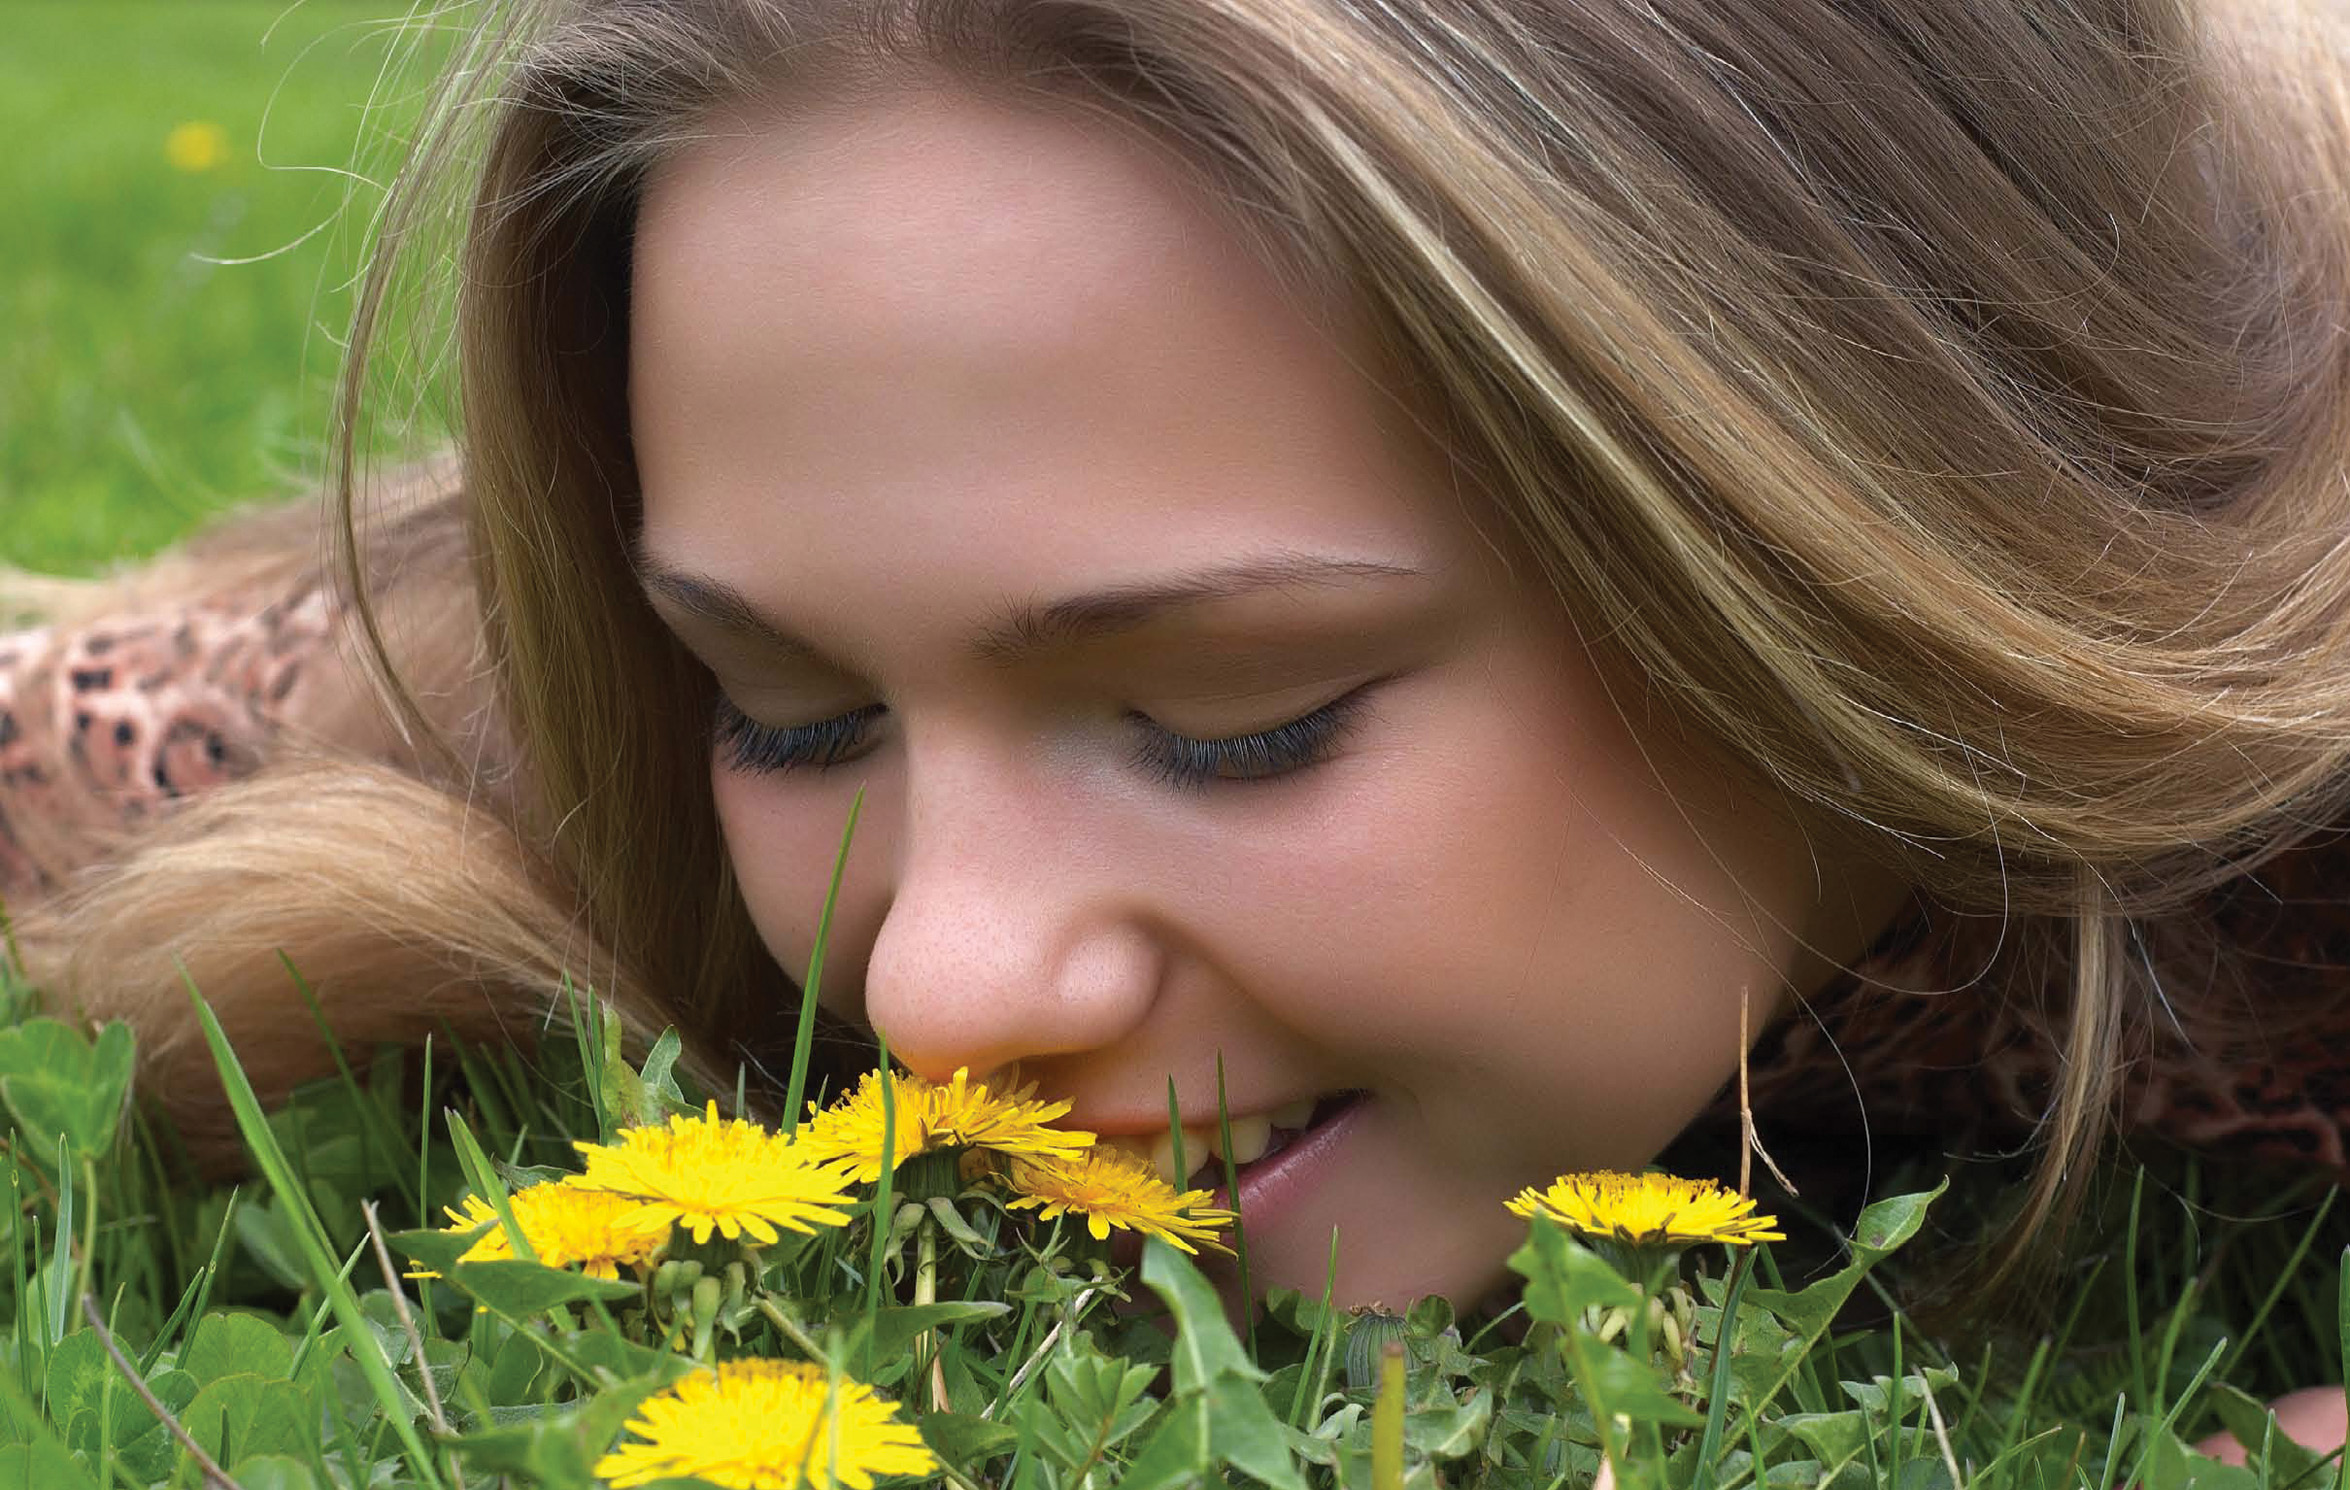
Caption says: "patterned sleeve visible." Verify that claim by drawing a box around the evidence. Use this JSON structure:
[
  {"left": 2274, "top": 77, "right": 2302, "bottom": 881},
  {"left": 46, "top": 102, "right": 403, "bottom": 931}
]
[
  {"left": 1716, "top": 836, "right": 2350, "bottom": 1186},
  {"left": 0, "top": 577, "right": 338, "bottom": 906}
]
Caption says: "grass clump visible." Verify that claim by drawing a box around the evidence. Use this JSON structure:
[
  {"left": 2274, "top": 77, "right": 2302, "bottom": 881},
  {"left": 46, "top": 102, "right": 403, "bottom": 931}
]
[{"left": 0, "top": 909, "right": 2342, "bottom": 1487}]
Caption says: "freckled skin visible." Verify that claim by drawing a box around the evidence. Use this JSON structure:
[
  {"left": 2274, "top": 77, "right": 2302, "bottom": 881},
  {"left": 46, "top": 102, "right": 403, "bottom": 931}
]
[{"left": 627, "top": 77, "right": 1915, "bottom": 1310}]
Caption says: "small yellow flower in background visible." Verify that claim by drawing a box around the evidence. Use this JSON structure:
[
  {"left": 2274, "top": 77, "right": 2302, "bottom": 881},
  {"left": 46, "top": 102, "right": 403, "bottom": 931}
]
[
  {"left": 1001, "top": 1147, "right": 1236, "bottom": 1255},
  {"left": 595, "top": 1357, "right": 938, "bottom": 1490},
  {"left": 573, "top": 1100, "right": 858, "bottom": 1245},
  {"left": 164, "top": 121, "right": 230, "bottom": 173},
  {"left": 1506, "top": 1170, "right": 1785, "bottom": 1247},
  {"left": 429, "top": 1183, "right": 664, "bottom": 1280},
  {"left": 797, "top": 1065, "right": 1095, "bottom": 1182}
]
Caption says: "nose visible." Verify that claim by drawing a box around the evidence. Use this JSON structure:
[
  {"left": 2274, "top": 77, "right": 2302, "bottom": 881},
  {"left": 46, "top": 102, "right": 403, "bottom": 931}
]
[{"left": 858, "top": 753, "right": 1165, "bottom": 1083}]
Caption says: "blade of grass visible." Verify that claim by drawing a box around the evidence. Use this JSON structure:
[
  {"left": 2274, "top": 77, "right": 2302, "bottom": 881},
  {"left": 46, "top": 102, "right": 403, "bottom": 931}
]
[
  {"left": 11, "top": 1160, "right": 31, "bottom": 1399},
  {"left": 445, "top": 1110, "right": 538, "bottom": 1266},
  {"left": 1990, "top": 1334, "right": 2053, "bottom": 1470},
  {"left": 281, "top": 953, "right": 419, "bottom": 1214},
  {"left": 1165, "top": 1080, "right": 1188, "bottom": 1190},
  {"left": 785, "top": 787, "right": 864, "bottom": 1137},
  {"left": 862, "top": 1027, "right": 896, "bottom": 1381},
  {"left": 45, "top": 1135, "right": 72, "bottom": 1347},
  {"left": 2214, "top": 1188, "right": 2338, "bottom": 1391},
  {"left": 2124, "top": 1167, "right": 2152, "bottom": 1422},
  {"left": 562, "top": 976, "right": 612, "bottom": 1145},
  {"left": 2125, "top": 1334, "right": 2229, "bottom": 1490},
  {"left": 1288, "top": 1225, "right": 1342, "bottom": 1430},
  {"left": 138, "top": 1187, "right": 238, "bottom": 1376},
  {"left": 415, "top": 1035, "right": 436, "bottom": 1326},
  {"left": 1692, "top": 1245, "right": 1756, "bottom": 1489},
  {"left": 183, "top": 974, "right": 448, "bottom": 1490},
  {"left": 2336, "top": 1244, "right": 2349, "bottom": 1490},
  {"left": 1211, "top": 1054, "right": 1256, "bottom": 1360}
]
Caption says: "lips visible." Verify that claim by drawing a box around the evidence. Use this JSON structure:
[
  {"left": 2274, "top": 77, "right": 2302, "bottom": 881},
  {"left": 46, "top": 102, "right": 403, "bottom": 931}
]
[
  {"left": 1210, "top": 1091, "right": 1367, "bottom": 1219},
  {"left": 1105, "top": 1091, "right": 1367, "bottom": 1271}
]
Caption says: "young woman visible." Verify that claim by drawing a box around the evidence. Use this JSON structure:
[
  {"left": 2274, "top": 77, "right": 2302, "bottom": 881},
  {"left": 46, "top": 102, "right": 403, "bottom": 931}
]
[{"left": 6, "top": 0, "right": 2350, "bottom": 1388}]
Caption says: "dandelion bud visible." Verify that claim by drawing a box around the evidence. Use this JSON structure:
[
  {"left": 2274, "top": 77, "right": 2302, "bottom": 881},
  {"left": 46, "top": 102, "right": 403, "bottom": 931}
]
[
  {"left": 1654, "top": 1299, "right": 1687, "bottom": 1370},
  {"left": 1594, "top": 1305, "right": 1632, "bottom": 1345},
  {"left": 1344, "top": 1310, "right": 1410, "bottom": 1393}
]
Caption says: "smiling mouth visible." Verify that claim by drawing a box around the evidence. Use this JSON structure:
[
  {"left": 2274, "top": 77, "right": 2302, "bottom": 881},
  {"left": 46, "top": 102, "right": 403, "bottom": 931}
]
[{"left": 1098, "top": 1091, "right": 1367, "bottom": 1189}]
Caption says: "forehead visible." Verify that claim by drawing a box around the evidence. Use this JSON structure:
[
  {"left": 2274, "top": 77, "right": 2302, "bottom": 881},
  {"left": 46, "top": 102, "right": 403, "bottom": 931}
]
[{"left": 626, "top": 79, "right": 1478, "bottom": 642}]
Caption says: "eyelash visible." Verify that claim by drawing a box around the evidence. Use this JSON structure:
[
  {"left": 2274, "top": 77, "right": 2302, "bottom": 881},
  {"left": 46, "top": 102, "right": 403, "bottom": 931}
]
[{"left": 710, "top": 688, "right": 1375, "bottom": 789}]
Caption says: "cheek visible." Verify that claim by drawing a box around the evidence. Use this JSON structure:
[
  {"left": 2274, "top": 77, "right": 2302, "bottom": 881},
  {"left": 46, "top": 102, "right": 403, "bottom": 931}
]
[
  {"left": 1207, "top": 642, "right": 1811, "bottom": 1126},
  {"left": 710, "top": 765, "right": 892, "bottom": 1009}
]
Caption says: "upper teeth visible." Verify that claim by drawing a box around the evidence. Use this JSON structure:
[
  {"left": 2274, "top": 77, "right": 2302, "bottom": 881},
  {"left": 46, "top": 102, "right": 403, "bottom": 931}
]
[
  {"left": 1270, "top": 1098, "right": 1315, "bottom": 1130},
  {"left": 1115, "top": 1116, "right": 1277, "bottom": 1187},
  {"left": 1095, "top": 1100, "right": 1325, "bottom": 1187}
]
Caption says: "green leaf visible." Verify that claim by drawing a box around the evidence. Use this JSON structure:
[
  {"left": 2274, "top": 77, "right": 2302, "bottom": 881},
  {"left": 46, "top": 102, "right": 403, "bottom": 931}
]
[
  {"left": 2137, "top": 1422, "right": 2261, "bottom": 1490},
  {"left": 390, "top": 1223, "right": 490, "bottom": 1280},
  {"left": 486, "top": 1326, "right": 547, "bottom": 1404},
  {"left": 180, "top": 1312, "right": 295, "bottom": 1385},
  {"left": 844, "top": 1301, "right": 1010, "bottom": 1369},
  {"left": 180, "top": 1373, "right": 317, "bottom": 1468},
  {"left": 635, "top": 1029, "right": 689, "bottom": 1124},
  {"left": 1117, "top": 1396, "right": 1210, "bottom": 1490},
  {"left": 580, "top": 1330, "right": 693, "bottom": 1376},
  {"left": 442, "top": 1259, "right": 643, "bottom": 1317},
  {"left": 38, "top": 1329, "right": 108, "bottom": 1428},
  {"left": 1571, "top": 1347, "right": 1705, "bottom": 1430},
  {"left": 1401, "top": 1388, "right": 1493, "bottom": 1459},
  {"left": 596, "top": 1016, "right": 656, "bottom": 1145},
  {"left": 1778, "top": 1411, "right": 1868, "bottom": 1467},
  {"left": 106, "top": 1368, "right": 196, "bottom": 1483},
  {"left": 1204, "top": 1373, "right": 1312, "bottom": 1490},
  {"left": 1139, "top": 1239, "right": 1264, "bottom": 1392},
  {"left": 0, "top": 1439, "right": 97, "bottom": 1490},
  {"left": 232, "top": 1200, "right": 314, "bottom": 1293},
  {"left": 919, "top": 1411, "right": 1021, "bottom": 1467},
  {"left": 453, "top": 1375, "right": 673, "bottom": 1487},
  {"left": 1508, "top": 1216, "right": 1643, "bottom": 1329},
  {"left": 2204, "top": 1381, "right": 2328, "bottom": 1482},
  {"left": 227, "top": 1457, "right": 323, "bottom": 1490},
  {"left": 1727, "top": 1181, "right": 1945, "bottom": 1422},
  {"left": 0, "top": 1019, "right": 134, "bottom": 1167}
]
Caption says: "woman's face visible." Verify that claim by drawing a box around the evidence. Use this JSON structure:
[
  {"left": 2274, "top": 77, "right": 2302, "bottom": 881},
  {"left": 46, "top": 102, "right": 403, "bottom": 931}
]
[{"left": 628, "top": 79, "right": 1911, "bottom": 1310}]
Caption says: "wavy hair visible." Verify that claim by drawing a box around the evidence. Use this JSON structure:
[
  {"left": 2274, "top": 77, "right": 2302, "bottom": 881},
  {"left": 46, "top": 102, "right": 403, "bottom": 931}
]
[{"left": 21, "top": 0, "right": 2350, "bottom": 1299}]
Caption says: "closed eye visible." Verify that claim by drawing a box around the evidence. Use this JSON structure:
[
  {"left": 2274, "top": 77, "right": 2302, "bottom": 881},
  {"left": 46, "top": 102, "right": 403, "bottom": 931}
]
[{"left": 710, "top": 684, "right": 1378, "bottom": 787}]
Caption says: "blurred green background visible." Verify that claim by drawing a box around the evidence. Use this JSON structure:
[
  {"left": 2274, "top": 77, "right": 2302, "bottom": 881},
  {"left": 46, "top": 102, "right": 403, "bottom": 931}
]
[{"left": 2, "top": 1, "right": 452, "bottom": 575}]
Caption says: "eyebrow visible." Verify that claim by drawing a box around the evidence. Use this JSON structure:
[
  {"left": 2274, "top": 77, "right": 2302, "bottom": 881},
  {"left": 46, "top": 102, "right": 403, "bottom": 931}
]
[{"left": 629, "top": 547, "right": 1427, "bottom": 667}]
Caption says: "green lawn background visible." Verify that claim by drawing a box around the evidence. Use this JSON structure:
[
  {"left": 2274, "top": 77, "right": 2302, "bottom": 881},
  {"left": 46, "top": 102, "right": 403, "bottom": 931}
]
[{"left": 3, "top": 1, "right": 451, "bottom": 575}]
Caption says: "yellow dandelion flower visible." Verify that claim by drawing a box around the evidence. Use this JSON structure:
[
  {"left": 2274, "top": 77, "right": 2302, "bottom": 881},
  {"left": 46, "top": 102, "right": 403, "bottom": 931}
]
[
  {"left": 794, "top": 1069, "right": 941, "bottom": 1182},
  {"left": 797, "top": 1066, "right": 1094, "bottom": 1181},
  {"left": 595, "top": 1357, "right": 937, "bottom": 1490},
  {"left": 432, "top": 1181, "right": 666, "bottom": 1280},
  {"left": 1506, "top": 1170, "right": 1785, "bottom": 1246},
  {"left": 1001, "top": 1147, "right": 1235, "bottom": 1255},
  {"left": 925, "top": 1065, "right": 1096, "bottom": 1161},
  {"left": 573, "top": 1100, "right": 858, "bottom": 1245},
  {"left": 164, "top": 121, "right": 229, "bottom": 173}
]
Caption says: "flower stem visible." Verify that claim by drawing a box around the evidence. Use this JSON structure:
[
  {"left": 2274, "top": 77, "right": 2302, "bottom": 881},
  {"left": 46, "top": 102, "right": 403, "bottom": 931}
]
[{"left": 913, "top": 1220, "right": 951, "bottom": 1412}]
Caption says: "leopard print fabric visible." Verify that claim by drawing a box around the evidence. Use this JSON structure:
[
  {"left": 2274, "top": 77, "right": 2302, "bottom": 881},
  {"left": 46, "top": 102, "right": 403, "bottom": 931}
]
[
  {"left": 0, "top": 578, "right": 336, "bottom": 901},
  {"left": 1712, "top": 835, "right": 2350, "bottom": 1182},
  {"left": 5, "top": 582, "right": 2350, "bottom": 1181}
]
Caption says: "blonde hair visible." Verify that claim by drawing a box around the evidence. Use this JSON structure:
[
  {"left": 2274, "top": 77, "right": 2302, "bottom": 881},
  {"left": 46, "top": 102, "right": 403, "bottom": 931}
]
[{"left": 20, "top": 0, "right": 2350, "bottom": 1293}]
